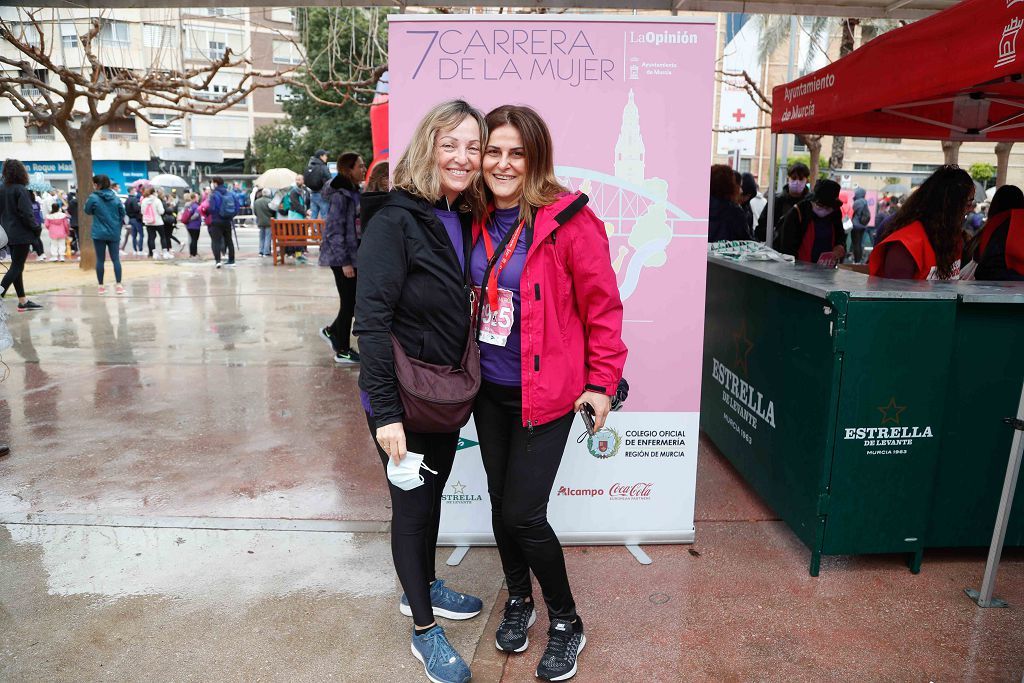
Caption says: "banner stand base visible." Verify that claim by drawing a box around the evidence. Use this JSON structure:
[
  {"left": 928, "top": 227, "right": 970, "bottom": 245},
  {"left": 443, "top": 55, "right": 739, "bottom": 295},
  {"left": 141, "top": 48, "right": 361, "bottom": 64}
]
[
  {"left": 965, "top": 588, "right": 1009, "bottom": 608},
  {"left": 446, "top": 545, "right": 471, "bottom": 567},
  {"left": 625, "top": 544, "right": 652, "bottom": 565}
]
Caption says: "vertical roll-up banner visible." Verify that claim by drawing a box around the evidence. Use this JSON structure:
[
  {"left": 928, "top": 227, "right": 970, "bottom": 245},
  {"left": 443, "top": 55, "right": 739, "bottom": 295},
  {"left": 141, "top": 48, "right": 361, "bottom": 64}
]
[{"left": 389, "top": 16, "right": 715, "bottom": 545}]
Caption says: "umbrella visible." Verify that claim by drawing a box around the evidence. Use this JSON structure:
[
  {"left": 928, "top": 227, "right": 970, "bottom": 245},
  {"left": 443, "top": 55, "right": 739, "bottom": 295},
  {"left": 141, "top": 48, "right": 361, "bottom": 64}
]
[
  {"left": 27, "top": 181, "right": 53, "bottom": 193},
  {"left": 880, "top": 183, "right": 908, "bottom": 195},
  {"left": 255, "top": 167, "right": 299, "bottom": 189},
  {"left": 150, "top": 173, "right": 189, "bottom": 189},
  {"left": 130, "top": 178, "right": 152, "bottom": 189}
]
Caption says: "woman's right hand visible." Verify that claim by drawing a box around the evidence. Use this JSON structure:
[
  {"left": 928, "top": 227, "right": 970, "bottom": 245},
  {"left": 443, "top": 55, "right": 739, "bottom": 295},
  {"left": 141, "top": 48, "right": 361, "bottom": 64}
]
[{"left": 376, "top": 422, "right": 407, "bottom": 466}]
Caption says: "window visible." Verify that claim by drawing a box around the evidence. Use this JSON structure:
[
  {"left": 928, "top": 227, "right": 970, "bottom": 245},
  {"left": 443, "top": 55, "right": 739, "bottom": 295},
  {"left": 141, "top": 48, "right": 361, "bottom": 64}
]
[
  {"left": 792, "top": 139, "right": 808, "bottom": 152},
  {"left": 854, "top": 162, "right": 871, "bottom": 170},
  {"left": 143, "top": 24, "right": 176, "bottom": 49},
  {"left": 13, "top": 23, "right": 41, "bottom": 48},
  {"left": 99, "top": 21, "right": 130, "bottom": 45},
  {"left": 274, "top": 84, "right": 299, "bottom": 103},
  {"left": 0, "top": 118, "right": 12, "bottom": 143},
  {"left": 20, "top": 69, "right": 48, "bottom": 97},
  {"left": 739, "top": 157, "right": 752, "bottom": 173},
  {"left": 852, "top": 137, "right": 902, "bottom": 145},
  {"left": 272, "top": 40, "right": 303, "bottom": 65},
  {"left": 104, "top": 117, "right": 138, "bottom": 140},
  {"left": 199, "top": 83, "right": 229, "bottom": 100},
  {"left": 27, "top": 122, "right": 54, "bottom": 141},
  {"left": 208, "top": 40, "right": 227, "bottom": 60},
  {"left": 270, "top": 8, "right": 296, "bottom": 24},
  {"left": 61, "top": 23, "right": 79, "bottom": 49},
  {"left": 188, "top": 28, "right": 243, "bottom": 61},
  {"left": 204, "top": 8, "right": 226, "bottom": 16},
  {"left": 148, "top": 113, "right": 183, "bottom": 138},
  {"left": 912, "top": 163, "right": 940, "bottom": 172}
]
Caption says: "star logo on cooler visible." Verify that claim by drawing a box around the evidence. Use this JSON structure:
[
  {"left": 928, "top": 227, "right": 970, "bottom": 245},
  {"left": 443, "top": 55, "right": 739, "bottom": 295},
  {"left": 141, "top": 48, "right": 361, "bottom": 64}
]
[
  {"left": 733, "top": 321, "right": 754, "bottom": 377},
  {"left": 608, "top": 483, "right": 653, "bottom": 500},
  {"left": 877, "top": 397, "right": 907, "bottom": 425},
  {"left": 451, "top": 481, "right": 467, "bottom": 495},
  {"left": 587, "top": 427, "right": 622, "bottom": 460},
  {"left": 442, "top": 480, "right": 482, "bottom": 504}
]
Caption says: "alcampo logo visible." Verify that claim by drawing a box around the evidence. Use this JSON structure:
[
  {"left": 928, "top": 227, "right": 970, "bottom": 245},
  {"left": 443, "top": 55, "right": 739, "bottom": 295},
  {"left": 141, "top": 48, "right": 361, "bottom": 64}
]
[
  {"left": 587, "top": 427, "right": 622, "bottom": 459},
  {"left": 442, "top": 480, "right": 483, "bottom": 505},
  {"left": 557, "top": 486, "right": 604, "bottom": 497}
]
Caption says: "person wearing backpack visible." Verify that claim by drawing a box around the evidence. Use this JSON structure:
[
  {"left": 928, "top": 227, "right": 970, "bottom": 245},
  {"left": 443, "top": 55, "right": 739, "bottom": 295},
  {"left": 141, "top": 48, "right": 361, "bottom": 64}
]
[
  {"left": 850, "top": 187, "right": 872, "bottom": 264},
  {"left": 304, "top": 149, "right": 332, "bottom": 220},
  {"left": 124, "top": 188, "right": 144, "bottom": 255},
  {"left": 141, "top": 187, "right": 165, "bottom": 260},
  {"left": 286, "top": 174, "right": 311, "bottom": 263},
  {"left": 207, "top": 176, "right": 238, "bottom": 268}
]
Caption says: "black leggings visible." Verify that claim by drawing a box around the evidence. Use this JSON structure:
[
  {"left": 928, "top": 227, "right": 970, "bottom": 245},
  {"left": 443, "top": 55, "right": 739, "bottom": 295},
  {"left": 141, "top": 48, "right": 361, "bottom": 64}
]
[
  {"left": 474, "top": 381, "right": 577, "bottom": 620},
  {"left": 188, "top": 229, "right": 200, "bottom": 257},
  {"left": 1, "top": 244, "right": 30, "bottom": 298},
  {"left": 210, "top": 222, "right": 234, "bottom": 263},
  {"left": 366, "top": 412, "right": 458, "bottom": 627},
  {"left": 146, "top": 225, "right": 162, "bottom": 255},
  {"left": 330, "top": 267, "right": 357, "bottom": 352}
]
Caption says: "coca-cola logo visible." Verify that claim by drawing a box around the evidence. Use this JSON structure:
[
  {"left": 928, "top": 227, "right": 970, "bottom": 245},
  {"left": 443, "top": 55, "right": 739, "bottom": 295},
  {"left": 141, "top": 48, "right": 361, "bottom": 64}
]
[{"left": 608, "top": 482, "right": 653, "bottom": 500}]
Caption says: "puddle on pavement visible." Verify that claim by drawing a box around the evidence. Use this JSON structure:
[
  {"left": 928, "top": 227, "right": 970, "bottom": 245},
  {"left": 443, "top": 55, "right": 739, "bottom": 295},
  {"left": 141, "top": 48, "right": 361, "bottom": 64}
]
[{"left": 5, "top": 524, "right": 396, "bottom": 601}]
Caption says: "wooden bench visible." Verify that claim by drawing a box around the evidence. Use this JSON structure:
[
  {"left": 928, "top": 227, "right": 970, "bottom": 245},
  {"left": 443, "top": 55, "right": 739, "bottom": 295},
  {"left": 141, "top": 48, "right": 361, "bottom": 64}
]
[{"left": 271, "top": 219, "right": 323, "bottom": 265}]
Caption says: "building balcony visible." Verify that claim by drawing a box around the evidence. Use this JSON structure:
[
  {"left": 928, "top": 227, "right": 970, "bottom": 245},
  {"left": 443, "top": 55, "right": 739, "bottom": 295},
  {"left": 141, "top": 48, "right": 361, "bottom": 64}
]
[
  {"left": 26, "top": 130, "right": 54, "bottom": 141},
  {"left": 102, "top": 131, "right": 139, "bottom": 141}
]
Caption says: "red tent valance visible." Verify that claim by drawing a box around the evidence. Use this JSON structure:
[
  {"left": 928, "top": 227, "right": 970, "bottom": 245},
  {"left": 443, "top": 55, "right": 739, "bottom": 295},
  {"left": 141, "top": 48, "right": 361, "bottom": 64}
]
[{"left": 772, "top": 0, "right": 1024, "bottom": 142}]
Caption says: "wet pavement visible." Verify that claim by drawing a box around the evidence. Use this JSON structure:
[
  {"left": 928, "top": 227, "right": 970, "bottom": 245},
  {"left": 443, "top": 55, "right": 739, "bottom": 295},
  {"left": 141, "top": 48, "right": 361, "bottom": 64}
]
[{"left": 1, "top": 259, "right": 1023, "bottom": 682}]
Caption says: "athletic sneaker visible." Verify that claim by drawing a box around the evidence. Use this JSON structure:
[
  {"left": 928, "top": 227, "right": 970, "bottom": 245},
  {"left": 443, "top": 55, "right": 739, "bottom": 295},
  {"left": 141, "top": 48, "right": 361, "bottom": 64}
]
[
  {"left": 296, "top": 254, "right": 308, "bottom": 264},
  {"left": 536, "top": 617, "right": 586, "bottom": 681},
  {"left": 224, "top": 261, "right": 236, "bottom": 268},
  {"left": 17, "top": 300, "right": 43, "bottom": 312},
  {"left": 97, "top": 285, "right": 106, "bottom": 295},
  {"left": 215, "top": 262, "right": 222, "bottom": 269},
  {"left": 115, "top": 284, "right": 126, "bottom": 295},
  {"left": 495, "top": 596, "right": 537, "bottom": 653},
  {"left": 400, "top": 579, "right": 482, "bottom": 621},
  {"left": 319, "top": 326, "right": 339, "bottom": 352},
  {"left": 334, "top": 349, "right": 361, "bottom": 365},
  {"left": 410, "top": 626, "right": 471, "bottom": 683}
]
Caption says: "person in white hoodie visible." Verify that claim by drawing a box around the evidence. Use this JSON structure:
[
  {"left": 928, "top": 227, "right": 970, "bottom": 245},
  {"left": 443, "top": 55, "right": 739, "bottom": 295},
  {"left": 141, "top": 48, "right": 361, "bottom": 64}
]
[{"left": 140, "top": 187, "right": 165, "bottom": 259}]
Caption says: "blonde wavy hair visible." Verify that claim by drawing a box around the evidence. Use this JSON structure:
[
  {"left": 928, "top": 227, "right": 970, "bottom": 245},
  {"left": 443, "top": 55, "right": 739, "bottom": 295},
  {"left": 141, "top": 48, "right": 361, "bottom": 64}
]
[
  {"left": 483, "top": 105, "right": 568, "bottom": 228},
  {"left": 392, "top": 99, "right": 487, "bottom": 218}
]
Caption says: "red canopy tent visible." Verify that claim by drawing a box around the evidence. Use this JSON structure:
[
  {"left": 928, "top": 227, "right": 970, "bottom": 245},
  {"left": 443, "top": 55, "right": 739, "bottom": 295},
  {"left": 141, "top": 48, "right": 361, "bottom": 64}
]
[
  {"left": 766, "top": 0, "right": 1024, "bottom": 610},
  {"left": 765, "top": 0, "right": 1024, "bottom": 243},
  {"left": 771, "top": 0, "right": 1024, "bottom": 142}
]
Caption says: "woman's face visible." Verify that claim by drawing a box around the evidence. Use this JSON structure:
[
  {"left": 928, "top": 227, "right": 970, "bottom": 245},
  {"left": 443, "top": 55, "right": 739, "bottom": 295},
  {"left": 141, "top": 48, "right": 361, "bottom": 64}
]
[
  {"left": 484, "top": 124, "right": 527, "bottom": 210},
  {"left": 434, "top": 116, "right": 481, "bottom": 201},
  {"left": 349, "top": 157, "right": 367, "bottom": 184}
]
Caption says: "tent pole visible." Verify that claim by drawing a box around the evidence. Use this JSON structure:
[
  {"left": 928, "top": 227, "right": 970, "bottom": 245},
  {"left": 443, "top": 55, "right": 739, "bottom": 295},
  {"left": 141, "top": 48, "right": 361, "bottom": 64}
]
[
  {"left": 765, "top": 133, "right": 779, "bottom": 246},
  {"left": 966, "top": 379, "right": 1024, "bottom": 608}
]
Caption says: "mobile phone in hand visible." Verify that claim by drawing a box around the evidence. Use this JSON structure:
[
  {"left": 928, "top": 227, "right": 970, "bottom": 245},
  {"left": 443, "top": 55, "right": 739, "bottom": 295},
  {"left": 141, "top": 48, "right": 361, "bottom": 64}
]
[{"left": 581, "top": 403, "right": 596, "bottom": 435}]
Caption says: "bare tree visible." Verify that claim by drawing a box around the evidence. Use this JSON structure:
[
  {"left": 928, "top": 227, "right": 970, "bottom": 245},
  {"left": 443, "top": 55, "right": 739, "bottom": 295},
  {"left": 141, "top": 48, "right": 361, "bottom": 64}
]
[{"left": 0, "top": 10, "right": 382, "bottom": 270}]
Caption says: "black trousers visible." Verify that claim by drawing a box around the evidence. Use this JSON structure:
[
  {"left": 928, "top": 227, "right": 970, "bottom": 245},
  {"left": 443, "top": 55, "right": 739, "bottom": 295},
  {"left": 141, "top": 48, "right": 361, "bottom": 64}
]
[
  {"left": 366, "top": 412, "right": 459, "bottom": 627},
  {"left": 851, "top": 227, "right": 866, "bottom": 263},
  {"left": 188, "top": 229, "right": 200, "bottom": 257},
  {"left": 1, "top": 244, "right": 30, "bottom": 298},
  {"left": 210, "top": 222, "right": 234, "bottom": 263},
  {"left": 329, "top": 267, "right": 357, "bottom": 352},
  {"left": 146, "top": 225, "right": 161, "bottom": 255},
  {"left": 474, "top": 381, "right": 577, "bottom": 620}
]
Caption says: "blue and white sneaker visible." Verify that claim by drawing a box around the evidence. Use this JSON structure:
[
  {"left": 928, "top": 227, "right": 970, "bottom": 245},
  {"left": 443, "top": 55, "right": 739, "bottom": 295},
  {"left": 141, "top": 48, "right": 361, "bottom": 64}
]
[
  {"left": 400, "top": 579, "right": 483, "bottom": 621},
  {"left": 410, "top": 625, "right": 472, "bottom": 683}
]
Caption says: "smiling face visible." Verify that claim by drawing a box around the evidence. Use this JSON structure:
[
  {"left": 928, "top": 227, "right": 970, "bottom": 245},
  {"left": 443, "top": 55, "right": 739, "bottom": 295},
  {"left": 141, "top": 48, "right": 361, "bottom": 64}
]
[
  {"left": 483, "top": 124, "right": 527, "bottom": 210},
  {"left": 434, "top": 116, "right": 481, "bottom": 203}
]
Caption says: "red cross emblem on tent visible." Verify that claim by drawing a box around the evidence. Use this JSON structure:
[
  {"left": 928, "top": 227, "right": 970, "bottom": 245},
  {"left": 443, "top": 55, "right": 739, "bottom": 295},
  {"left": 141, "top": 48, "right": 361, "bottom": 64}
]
[{"left": 732, "top": 108, "right": 746, "bottom": 123}]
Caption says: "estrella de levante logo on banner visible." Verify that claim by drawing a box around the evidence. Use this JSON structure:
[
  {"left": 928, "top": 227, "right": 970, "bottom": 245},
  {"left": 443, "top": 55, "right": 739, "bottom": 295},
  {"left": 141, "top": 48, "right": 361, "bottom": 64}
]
[{"left": 587, "top": 427, "right": 622, "bottom": 459}]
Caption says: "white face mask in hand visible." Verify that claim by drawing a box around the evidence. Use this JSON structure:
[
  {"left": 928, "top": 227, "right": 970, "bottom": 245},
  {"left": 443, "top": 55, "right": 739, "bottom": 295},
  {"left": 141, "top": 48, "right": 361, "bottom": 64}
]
[{"left": 386, "top": 451, "right": 438, "bottom": 491}]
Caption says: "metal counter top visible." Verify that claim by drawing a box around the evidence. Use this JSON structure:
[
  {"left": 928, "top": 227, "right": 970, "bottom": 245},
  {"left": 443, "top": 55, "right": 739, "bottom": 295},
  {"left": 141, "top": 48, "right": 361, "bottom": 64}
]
[{"left": 707, "top": 256, "right": 1024, "bottom": 304}]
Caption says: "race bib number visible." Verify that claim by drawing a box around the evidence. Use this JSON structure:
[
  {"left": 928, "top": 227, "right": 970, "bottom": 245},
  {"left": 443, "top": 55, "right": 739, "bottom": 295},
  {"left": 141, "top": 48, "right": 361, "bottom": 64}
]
[
  {"left": 473, "top": 285, "right": 515, "bottom": 347},
  {"left": 926, "top": 258, "right": 961, "bottom": 281}
]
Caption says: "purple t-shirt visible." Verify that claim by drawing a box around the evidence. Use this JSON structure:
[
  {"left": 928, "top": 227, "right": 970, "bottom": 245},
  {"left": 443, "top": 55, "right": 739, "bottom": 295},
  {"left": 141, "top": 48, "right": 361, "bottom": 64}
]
[
  {"left": 434, "top": 207, "right": 465, "bottom": 271},
  {"left": 470, "top": 207, "right": 527, "bottom": 386}
]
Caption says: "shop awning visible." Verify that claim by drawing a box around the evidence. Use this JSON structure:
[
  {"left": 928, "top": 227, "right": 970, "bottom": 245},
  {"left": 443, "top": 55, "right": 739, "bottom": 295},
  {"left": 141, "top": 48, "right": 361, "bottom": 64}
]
[{"left": 771, "top": 0, "right": 1024, "bottom": 141}]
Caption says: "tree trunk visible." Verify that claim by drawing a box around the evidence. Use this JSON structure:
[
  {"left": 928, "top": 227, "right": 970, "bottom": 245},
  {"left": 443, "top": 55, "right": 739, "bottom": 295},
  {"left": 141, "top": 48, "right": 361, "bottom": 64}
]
[
  {"left": 65, "top": 127, "right": 98, "bottom": 271},
  {"left": 996, "top": 141, "right": 1015, "bottom": 186},
  {"left": 828, "top": 20, "right": 859, "bottom": 174},
  {"left": 803, "top": 135, "right": 823, "bottom": 180},
  {"left": 942, "top": 140, "right": 962, "bottom": 165}
]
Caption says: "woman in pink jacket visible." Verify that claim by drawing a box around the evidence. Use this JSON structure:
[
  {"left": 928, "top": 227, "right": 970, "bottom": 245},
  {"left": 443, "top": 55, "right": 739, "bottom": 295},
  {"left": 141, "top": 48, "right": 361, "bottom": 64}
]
[{"left": 470, "top": 105, "right": 626, "bottom": 682}]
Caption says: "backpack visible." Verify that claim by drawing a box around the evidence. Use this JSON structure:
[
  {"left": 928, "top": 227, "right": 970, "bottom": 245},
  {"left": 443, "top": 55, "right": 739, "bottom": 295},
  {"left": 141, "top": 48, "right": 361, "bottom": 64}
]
[
  {"left": 125, "top": 195, "right": 140, "bottom": 217},
  {"left": 218, "top": 190, "right": 238, "bottom": 220},
  {"left": 142, "top": 200, "right": 158, "bottom": 225},
  {"left": 179, "top": 206, "right": 192, "bottom": 225},
  {"left": 280, "top": 192, "right": 292, "bottom": 214},
  {"left": 304, "top": 163, "right": 326, "bottom": 192}
]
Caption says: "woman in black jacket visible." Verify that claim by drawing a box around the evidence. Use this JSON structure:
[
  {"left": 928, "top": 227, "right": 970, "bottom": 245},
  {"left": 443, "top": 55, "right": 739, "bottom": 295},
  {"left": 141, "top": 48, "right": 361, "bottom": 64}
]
[
  {"left": 0, "top": 159, "right": 43, "bottom": 311},
  {"left": 354, "top": 99, "right": 485, "bottom": 683}
]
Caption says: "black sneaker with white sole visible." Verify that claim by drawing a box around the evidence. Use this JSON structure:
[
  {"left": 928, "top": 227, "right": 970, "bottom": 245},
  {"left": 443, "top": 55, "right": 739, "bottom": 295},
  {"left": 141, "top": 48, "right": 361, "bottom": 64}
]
[
  {"left": 319, "top": 326, "right": 339, "bottom": 352},
  {"left": 17, "top": 300, "right": 43, "bottom": 312},
  {"left": 495, "top": 596, "right": 536, "bottom": 653},
  {"left": 536, "top": 617, "right": 586, "bottom": 681},
  {"left": 334, "top": 348, "right": 361, "bottom": 365}
]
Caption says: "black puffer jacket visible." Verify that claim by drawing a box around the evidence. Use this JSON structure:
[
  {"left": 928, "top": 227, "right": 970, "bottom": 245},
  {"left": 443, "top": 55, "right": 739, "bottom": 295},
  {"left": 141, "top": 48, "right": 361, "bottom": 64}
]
[
  {"left": 354, "top": 189, "right": 473, "bottom": 429},
  {"left": 0, "top": 182, "right": 42, "bottom": 245}
]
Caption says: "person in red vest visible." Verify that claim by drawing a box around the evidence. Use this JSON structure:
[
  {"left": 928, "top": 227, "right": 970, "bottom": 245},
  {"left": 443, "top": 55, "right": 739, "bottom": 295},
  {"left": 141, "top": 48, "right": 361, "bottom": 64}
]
[
  {"left": 774, "top": 178, "right": 846, "bottom": 263},
  {"left": 869, "top": 166, "right": 974, "bottom": 280},
  {"left": 972, "top": 184, "right": 1024, "bottom": 281}
]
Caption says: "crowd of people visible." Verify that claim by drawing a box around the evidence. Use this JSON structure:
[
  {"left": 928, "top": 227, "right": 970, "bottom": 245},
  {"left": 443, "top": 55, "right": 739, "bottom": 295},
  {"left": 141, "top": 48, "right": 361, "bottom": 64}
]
[{"left": 709, "top": 160, "right": 1024, "bottom": 281}]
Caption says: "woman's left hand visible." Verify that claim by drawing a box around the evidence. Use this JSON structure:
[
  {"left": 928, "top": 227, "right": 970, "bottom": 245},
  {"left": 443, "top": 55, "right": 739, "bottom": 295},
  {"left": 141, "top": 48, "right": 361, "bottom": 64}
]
[{"left": 574, "top": 391, "right": 611, "bottom": 431}]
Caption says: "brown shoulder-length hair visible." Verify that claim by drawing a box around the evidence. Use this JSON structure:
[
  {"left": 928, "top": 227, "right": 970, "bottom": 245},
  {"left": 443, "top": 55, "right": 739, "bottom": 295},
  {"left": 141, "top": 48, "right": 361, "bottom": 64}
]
[
  {"left": 709, "top": 165, "right": 739, "bottom": 201},
  {"left": 392, "top": 99, "right": 486, "bottom": 219},
  {"left": 2, "top": 158, "right": 29, "bottom": 186},
  {"left": 483, "top": 105, "right": 568, "bottom": 228}
]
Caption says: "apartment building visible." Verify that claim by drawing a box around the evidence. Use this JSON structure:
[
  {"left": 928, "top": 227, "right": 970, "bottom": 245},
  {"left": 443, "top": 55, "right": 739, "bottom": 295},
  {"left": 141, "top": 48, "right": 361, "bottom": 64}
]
[{"left": 0, "top": 7, "right": 300, "bottom": 190}]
